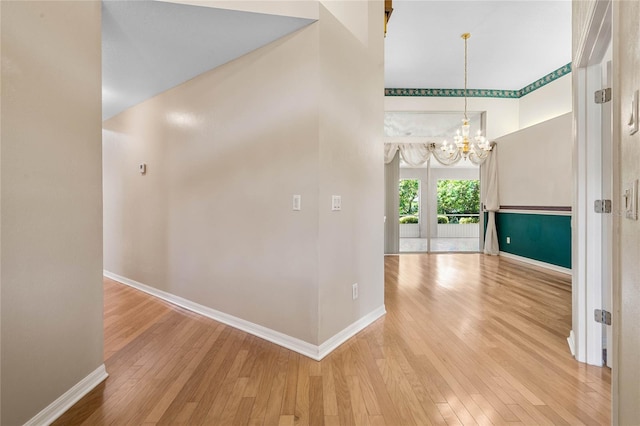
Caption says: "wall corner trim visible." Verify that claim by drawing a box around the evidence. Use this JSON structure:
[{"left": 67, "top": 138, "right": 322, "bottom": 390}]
[
  {"left": 24, "top": 364, "right": 108, "bottom": 426},
  {"left": 498, "top": 251, "right": 572, "bottom": 275},
  {"left": 104, "top": 271, "right": 386, "bottom": 361},
  {"left": 567, "top": 330, "right": 576, "bottom": 357}
]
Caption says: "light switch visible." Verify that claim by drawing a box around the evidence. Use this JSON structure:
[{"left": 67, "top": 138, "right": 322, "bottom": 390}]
[
  {"left": 332, "top": 195, "right": 341, "bottom": 211},
  {"left": 623, "top": 180, "right": 638, "bottom": 220},
  {"left": 293, "top": 194, "right": 301, "bottom": 211},
  {"left": 139, "top": 163, "right": 146, "bottom": 175}
]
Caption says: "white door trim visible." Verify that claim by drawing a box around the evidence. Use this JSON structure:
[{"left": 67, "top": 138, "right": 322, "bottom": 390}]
[{"left": 571, "top": 0, "right": 612, "bottom": 366}]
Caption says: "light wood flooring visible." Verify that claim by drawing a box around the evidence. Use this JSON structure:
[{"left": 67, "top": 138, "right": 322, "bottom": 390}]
[{"left": 54, "top": 254, "right": 610, "bottom": 425}]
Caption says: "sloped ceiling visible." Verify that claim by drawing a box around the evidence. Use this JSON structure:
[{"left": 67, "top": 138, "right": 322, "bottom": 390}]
[{"left": 102, "top": 0, "right": 314, "bottom": 120}]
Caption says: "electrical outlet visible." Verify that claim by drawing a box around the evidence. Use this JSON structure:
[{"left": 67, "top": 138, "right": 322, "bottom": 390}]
[
  {"left": 352, "top": 283, "right": 358, "bottom": 300},
  {"left": 506, "top": 236, "right": 511, "bottom": 244}
]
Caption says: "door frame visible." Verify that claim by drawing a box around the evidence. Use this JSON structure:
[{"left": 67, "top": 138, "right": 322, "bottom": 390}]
[{"left": 571, "top": 0, "right": 614, "bottom": 367}]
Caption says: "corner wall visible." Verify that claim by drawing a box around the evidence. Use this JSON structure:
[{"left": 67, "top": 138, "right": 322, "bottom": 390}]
[
  {"left": 317, "top": 1, "right": 384, "bottom": 343},
  {"left": 1, "top": 2, "right": 104, "bottom": 424},
  {"left": 103, "top": 0, "right": 384, "bottom": 350}
]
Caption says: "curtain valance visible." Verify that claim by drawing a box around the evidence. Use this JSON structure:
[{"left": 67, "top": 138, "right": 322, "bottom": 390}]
[{"left": 383, "top": 142, "right": 489, "bottom": 166}]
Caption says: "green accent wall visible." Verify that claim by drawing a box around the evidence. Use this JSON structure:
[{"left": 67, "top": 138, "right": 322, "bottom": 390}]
[{"left": 495, "top": 212, "right": 571, "bottom": 268}]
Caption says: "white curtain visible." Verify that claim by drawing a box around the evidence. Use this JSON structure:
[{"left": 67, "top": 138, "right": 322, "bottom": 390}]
[
  {"left": 399, "top": 144, "right": 431, "bottom": 167},
  {"left": 384, "top": 151, "right": 400, "bottom": 254},
  {"left": 384, "top": 144, "right": 400, "bottom": 164},
  {"left": 481, "top": 144, "right": 499, "bottom": 255}
]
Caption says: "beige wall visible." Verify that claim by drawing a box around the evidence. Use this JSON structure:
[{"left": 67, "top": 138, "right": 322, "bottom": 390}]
[
  {"left": 1, "top": 2, "right": 104, "bottom": 425},
  {"left": 496, "top": 113, "right": 572, "bottom": 207},
  {"left": 104, "top": 1, "right": 384, "bottom": 346},
  {"left": 614, "top": 1, "right": 640, "bottom": 423},
  {"left": 519, "top": 74, "right": 572, "bottom": 129},
  {"left": 104, "top": 25, "right": 321, "bottom": 344},
  {"left": 317, "top": 1, "right": 384, "bottom": 342}
]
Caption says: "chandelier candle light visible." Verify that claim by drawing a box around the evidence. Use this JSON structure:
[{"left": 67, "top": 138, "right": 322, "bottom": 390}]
[{"left": 441, "top": 33, "right": 492, "bottom": 161}]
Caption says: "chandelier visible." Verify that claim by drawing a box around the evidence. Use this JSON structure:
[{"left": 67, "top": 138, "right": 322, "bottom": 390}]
[{"left": 441, "top": 33, "right": 492, "bottom": 161}]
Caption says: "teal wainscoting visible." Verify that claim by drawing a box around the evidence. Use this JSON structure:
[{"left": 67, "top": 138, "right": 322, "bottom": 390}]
[{"left": 495, "top": 212, "right": 571, "bottom": 268}]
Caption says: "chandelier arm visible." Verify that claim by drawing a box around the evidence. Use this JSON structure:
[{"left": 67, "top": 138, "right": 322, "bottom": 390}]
[{"left": 431, "top": 143, "right": 462, "bottom": 166}]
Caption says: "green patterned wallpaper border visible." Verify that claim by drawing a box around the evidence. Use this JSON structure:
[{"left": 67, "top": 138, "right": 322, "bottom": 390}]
[{"left": 385, "top": 63, "right": 572, "bottom": 99}]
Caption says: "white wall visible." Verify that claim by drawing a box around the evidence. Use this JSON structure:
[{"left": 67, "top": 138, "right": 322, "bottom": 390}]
[
  {"left": 1, "top": 2, "right": 104, "bottom": 424},
  {"left": 519, "top": 74, "right": 572, "bottom": 129},
  {"left": 104, "top": 1, "right": 384, "bottom": 348},
  {"left": 385, "top": 96, "right": 520, "bottom": 141},
  {"left": 496, "top": 113, "right": 572, "bottom": 207}
]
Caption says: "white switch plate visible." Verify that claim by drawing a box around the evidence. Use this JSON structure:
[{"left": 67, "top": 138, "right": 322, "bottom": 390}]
[
  {"left": 506, "top": 236, "right": 511, "bottom": 244},
  {"left": 332, "top": 195, "right": 341, "bottom": 211},
  {"left": 139, "top": 163, "right": 146, "bottom": 175},
  {"left": 293, "top": 194, "right": 301, "bottom": 211},
  {"left": 630, "top": 90, "right": 639, "bottom": 135},
  {"left": 352, "top": 283, "right": 358, "bottom": 300}
]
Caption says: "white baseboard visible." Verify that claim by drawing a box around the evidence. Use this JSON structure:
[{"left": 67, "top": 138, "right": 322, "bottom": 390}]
[
  {"left": 499, "top": 251, "right": 572, "bottom": 275},
  {"left": 318, "top": 305, "right": 386, "bottom": 359},
  {"left": 104, "top": 271, "right": 385, "bottom": 361},
  {"left": 24, "top": 364, "right": 108, "bottom": 426},
  {"left": 567, "top": 330, "right": 576, "bottom": 357}
]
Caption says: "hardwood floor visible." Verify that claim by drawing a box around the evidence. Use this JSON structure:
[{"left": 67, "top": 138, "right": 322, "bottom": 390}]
[{"left": 54, "top": 254, "right": 610, "bottom": 425}]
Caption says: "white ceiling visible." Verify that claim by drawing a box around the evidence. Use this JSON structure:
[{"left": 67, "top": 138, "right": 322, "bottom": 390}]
[
  {"left": 384, "top": 0, "right": 572, "bottom": 90},
  {"left": 102, "top": 1, "right": 313, "bottom": 120}
]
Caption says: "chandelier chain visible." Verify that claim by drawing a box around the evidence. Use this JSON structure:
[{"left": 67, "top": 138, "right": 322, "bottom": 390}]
[{"left": 464, "top": 33, "right": 468, "bottom": 121}]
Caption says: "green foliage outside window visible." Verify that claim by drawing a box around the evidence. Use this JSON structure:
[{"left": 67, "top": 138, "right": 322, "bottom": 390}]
[
  {"left": 399, "top": 179, "right": 419, "bottom": 219},
  {"left": 437, "top": 180, "right": 480, "bottom": 224},
  {"left": 399, "top": 215, "right": 419, "bottom": 224}
]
